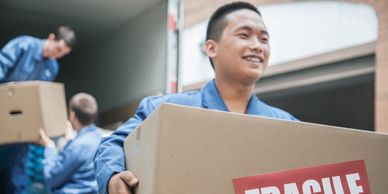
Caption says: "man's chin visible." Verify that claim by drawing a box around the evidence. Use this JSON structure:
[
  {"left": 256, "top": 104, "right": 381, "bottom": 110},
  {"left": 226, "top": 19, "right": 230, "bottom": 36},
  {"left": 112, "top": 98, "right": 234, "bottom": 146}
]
[
  {"left": 247, "top": 70, "right": 264, "bottom": 80},
  {"left": 241, "top": 74, "right": 261, "bottom": 85}
]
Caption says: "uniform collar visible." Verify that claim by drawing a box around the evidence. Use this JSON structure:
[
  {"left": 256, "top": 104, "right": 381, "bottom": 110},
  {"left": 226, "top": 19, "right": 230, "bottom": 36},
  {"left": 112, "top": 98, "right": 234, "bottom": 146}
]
[
  {"left": 201, "top": 79, "right": 228, "bottom": 111},
  {"left": 246, "top": 94, "right": 272, "bottom": 116},
  {"left": 34, "top": 39, "right": 45, "bottom": 61},
  {"left": 201, "top": 79, "right": 271, "bottom": 116},
  {"left": 77, "top": 124, "right": 97, "bottom": 137}
]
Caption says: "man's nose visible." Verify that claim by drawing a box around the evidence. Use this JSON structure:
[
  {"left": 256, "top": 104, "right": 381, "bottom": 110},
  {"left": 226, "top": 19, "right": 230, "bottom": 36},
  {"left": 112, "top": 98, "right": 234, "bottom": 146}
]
[{"left": 249, "top": 38, "right": 264, "bottom": 53}]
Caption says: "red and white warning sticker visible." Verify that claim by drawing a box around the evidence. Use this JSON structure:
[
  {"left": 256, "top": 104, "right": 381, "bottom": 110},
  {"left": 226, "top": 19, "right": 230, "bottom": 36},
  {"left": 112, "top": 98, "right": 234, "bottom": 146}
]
[{"left": 233, "top": 160, "right": 370, "bottom": 194}]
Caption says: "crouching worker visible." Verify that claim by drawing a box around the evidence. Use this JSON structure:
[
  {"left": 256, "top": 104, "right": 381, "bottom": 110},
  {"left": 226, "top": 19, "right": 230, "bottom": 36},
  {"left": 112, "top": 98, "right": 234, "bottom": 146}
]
[{"left": 38, "top": 93, "right": 102, "bottom": 194}]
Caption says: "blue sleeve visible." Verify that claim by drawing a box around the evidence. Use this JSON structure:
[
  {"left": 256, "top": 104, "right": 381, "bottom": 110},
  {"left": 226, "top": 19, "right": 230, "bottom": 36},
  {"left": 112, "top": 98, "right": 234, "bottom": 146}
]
[
  {"left": 279, "top": 111, "right": 299, "bottom": 122},
  {"left": 0, "top": 38, "right": 24, "bottom": 81},
  {"left": 40, "top": 59, "right": 59, "bottom": 82},
  {"left": 269, "top": 106, "right": 300, "bottom": 122},
  {"left": 94, "top": 97, "right": 155, "bottom": 194},
  {"left": 44, "top": 145, "right": 84, "bottom": 188},
  {"left": 290, "top": 114, "right": 299, "bottom": 121}
]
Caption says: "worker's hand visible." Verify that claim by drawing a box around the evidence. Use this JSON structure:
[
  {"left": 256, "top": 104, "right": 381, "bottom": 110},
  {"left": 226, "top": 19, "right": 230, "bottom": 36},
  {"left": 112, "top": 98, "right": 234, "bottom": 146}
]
[
  {"left": 108, "top": 171, "right": 138, "bottom": 194},
  {"left": 37, "top": 129, "right": 56, "bottom": 148}
]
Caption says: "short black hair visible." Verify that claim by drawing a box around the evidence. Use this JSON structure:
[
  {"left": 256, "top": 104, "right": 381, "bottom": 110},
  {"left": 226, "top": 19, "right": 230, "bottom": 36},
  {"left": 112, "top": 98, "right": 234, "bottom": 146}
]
[
  {"left": 206, "top": 1, "right": 261, "bottom": 68},
  {"left": 69, "top": 93, "right": 98, "bottom": 126},
  {"left": 56, "top": 26, "right": 76, "bottom": 49}
]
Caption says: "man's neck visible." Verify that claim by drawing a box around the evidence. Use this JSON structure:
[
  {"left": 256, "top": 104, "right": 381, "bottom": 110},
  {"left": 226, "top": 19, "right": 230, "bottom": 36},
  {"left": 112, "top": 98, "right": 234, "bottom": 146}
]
[
  {"left": 73, "top": 122, "right": 85, "bottom": 132},
  {"left": 215, "top": 78, "right": 255, "bottom": 114},
  {"left": 42, "top": 40, "right": 49, "bottom": 58}
]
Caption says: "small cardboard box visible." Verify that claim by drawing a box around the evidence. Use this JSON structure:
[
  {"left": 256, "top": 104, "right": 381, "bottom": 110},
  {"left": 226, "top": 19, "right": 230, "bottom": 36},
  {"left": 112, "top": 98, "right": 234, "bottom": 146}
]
[
  {"left": 124, "top": 103, "right": 388, "bottom": 194},
  {"left": 0, "top": 81, "right": 67, "bottom": 144}
]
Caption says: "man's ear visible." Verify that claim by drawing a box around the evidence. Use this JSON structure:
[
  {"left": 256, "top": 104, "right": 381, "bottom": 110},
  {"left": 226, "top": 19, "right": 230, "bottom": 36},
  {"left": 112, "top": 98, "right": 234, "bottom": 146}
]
[
  {"left": 48, "top": 33, "right": 56, "bottom": 40},
  {"left": 205, "top": 39, "right": 217, "bottom": 58},
  {"left": 69, "top": 110, "right": 76, "bottom": 121}
]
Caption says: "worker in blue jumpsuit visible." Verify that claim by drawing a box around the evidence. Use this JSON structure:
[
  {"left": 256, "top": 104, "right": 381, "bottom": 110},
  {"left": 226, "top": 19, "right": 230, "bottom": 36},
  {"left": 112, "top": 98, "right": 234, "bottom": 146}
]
[
  {"left": 94, "top": 2, "right": 298, "bottom": 194},
  {"left": 0, "top": 26, "right": 76, "bottom": 194},
  {"left": 38, "top": 93, "right": 102, "bottom": 194}
]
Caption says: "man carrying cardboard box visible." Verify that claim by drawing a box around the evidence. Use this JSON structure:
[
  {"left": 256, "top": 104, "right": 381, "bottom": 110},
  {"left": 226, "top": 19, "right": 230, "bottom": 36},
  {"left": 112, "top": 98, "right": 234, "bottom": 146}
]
[
  {"left": 38, "top": 93, "right": 102, "bottom": 194},
  {"left": 0, "top": 26, "right": 76, "bottom": 194},
  {"left": 94, "top": 2, "right": 298, "bottom": 194}
]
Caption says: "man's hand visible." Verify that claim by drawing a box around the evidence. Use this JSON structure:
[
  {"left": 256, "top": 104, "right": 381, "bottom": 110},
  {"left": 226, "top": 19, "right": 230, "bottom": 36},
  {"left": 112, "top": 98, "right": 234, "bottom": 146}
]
[
  {"left": 37, "top": 129, "right": 55, "bottom": 148},
  {"left": 108, "top": 171, "right": 138, "bottom": 194}
]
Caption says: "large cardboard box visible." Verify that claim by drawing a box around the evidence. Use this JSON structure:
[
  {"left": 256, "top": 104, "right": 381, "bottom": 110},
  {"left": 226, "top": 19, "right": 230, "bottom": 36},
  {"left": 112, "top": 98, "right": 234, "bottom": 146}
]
[
  {"left": 124, "top": 103, "right": 388, "bottom": 194},
  {"left": 0, "top": 81, "right": 67, "bottom": 144}
]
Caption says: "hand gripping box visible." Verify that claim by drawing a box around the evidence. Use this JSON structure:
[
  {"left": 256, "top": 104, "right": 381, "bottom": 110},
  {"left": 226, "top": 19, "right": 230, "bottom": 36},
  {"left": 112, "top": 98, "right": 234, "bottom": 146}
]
[
  {"left": 124, "top": 103, "right": 388, "bottom": 194},
  {"left": 0, "top": 81, "right": 67, "bottom": 144}
]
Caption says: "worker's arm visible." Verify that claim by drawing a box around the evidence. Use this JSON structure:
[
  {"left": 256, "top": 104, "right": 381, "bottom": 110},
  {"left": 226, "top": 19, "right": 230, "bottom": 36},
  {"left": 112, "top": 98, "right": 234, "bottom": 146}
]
[
  {"left": 39, "top": 129, "right": 84, "bottom": 188},
  {"left": 94, "top": 97, "right": 156, "bottom": 194},
  {"left": 0, "top": 38, "right": 26, "bottom": 81}
]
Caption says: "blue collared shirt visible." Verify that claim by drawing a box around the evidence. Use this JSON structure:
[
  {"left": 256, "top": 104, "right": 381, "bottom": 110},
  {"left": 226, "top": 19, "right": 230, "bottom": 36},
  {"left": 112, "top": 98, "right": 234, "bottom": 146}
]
[
  {"left": 94, "top": 80, "right": 298, "bottom": 194},
  {"left": 0, "top": 36, "right": 58, "bottom": 83},
  {"left": 0, "top": 35, "right": 59, "bottom": 194},
  {"left": 45, "top": 124, "right": 102, "bottom": 194}
]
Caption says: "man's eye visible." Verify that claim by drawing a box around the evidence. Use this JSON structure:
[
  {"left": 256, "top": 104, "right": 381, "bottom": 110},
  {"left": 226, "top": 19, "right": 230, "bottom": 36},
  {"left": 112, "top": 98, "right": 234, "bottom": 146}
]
[{"left": 239, "top": 34, "right": 248, "bottom": 38}]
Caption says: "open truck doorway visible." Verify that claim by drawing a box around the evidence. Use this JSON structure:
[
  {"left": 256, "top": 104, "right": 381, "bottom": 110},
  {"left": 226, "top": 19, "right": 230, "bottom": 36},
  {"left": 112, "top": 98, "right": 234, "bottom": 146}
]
[{"left": 0, "top": 0, "right": 183, "bottom": 129}]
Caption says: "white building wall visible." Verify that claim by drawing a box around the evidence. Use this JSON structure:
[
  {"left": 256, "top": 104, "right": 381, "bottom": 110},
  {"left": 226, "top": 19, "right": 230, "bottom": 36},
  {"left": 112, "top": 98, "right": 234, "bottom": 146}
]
[{"left": 182, "top": 1, "right": 377, "bottom": 86}]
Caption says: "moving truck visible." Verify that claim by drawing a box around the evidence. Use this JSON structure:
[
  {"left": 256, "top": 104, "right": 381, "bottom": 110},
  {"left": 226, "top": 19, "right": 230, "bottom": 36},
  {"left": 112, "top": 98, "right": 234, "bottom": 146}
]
[{"left": 0, "top": 0, "right": 182, "bottom": 128}]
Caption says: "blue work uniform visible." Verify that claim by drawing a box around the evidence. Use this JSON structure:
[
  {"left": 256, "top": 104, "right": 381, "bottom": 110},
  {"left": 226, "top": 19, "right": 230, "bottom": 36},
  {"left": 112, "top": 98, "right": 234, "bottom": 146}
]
[
  {"left": 0, "top": 36, "right": 58, "bottom": 82},
  {"left": 44, "top": 124, "right": 102, "bottom": 194},
  {"left": 0, "top": 35, "right": 59, "bottom": 194},
  {"left": 94, "top": 79, "right": 298, "bottom": 194}
]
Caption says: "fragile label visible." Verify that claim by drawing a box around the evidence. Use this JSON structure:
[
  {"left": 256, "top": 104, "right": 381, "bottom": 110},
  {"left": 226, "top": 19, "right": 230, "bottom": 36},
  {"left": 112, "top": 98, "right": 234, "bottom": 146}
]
[{"left": 233, "top": 160, "right": 370, "bottom": 194}]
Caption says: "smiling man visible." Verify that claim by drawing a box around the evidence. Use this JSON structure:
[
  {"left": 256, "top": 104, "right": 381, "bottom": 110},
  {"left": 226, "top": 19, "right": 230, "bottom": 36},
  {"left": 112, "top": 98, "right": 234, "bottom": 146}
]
[{"left": 94, "top": 2, "right": 298, "bottom": 194}]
